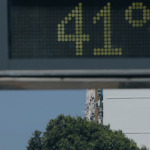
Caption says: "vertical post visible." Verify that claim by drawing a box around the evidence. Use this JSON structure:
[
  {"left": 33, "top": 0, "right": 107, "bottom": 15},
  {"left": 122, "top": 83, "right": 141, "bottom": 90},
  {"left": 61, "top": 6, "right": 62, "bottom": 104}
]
[
  {"left": 95, "top": 89, "right": 99, "bottom": 123},
  {"left": 101, "top": 89, "right": 103, "bottom": 124},
  {"left": 96, "top": 89, "right": 103, "bottom": 124}
]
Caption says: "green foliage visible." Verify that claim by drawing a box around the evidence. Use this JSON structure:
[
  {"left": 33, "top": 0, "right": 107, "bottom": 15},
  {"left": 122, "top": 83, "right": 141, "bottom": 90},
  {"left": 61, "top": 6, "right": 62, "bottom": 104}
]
[
  {"left": 26, "top": 114, "right": 149, "bottom": 150},
  {"left": 140, "top": 145, "right": 149, "bottom": 150},
  {"left": 26, "top": 130, "right": 42, "bottom": 150}
]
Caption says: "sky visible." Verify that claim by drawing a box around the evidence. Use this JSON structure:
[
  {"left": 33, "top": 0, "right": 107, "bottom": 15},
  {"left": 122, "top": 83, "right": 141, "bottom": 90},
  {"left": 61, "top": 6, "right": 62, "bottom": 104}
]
[{"left": 0, "top": 90, "right": 86, "bottom": 150}]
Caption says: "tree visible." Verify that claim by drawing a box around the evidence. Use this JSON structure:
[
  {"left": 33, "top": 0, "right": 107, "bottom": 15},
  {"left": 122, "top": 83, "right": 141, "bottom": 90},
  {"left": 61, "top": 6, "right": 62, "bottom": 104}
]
[
  {"left": 27, "top": 130, "right": 42, "bottom": 150},
  {"left": 26, "top": 114, "right": 149, "bottom": 150},
  {"left": 140, "top": 146, "right": 149, "bottom": 150}
]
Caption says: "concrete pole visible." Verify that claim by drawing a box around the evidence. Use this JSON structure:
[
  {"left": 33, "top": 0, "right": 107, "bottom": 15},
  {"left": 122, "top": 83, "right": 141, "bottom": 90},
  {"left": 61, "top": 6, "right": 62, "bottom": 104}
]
[{"left": 95, "top": 89, "right": 99, "bottom": 123}]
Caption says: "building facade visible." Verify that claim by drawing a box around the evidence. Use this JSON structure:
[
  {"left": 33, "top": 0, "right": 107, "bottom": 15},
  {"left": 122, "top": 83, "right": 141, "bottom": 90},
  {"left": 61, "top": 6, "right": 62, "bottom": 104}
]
[{"left": 85, "top": 89, "right": 103, "bottom": 124}]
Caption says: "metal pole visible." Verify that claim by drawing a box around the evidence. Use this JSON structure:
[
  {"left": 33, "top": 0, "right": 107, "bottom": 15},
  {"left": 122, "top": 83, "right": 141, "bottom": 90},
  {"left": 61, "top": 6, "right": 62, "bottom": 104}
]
[
  {"left": 95, "top": 89, "right": 99, "bottom": 123},
  {"left": 97, "top": 89, "right": 103, "bottom": 124}
]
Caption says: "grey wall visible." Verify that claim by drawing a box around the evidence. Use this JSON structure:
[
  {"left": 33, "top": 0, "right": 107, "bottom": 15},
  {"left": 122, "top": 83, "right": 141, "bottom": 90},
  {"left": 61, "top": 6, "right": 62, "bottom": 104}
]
[{"left": 103, "top": 89, "right": 150, "bottom": 148}]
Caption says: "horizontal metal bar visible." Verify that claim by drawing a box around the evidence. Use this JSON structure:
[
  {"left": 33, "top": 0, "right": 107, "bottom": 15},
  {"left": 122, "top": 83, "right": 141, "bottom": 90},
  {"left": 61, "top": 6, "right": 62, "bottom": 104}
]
[
  {"left": 1, "top": 69, "right": 150, "bottom": 77},
  {"left": 107, "top": 97, "right": 150, "bottom": 99},
  {"left": 0, "top": 77, "right": 147, "bottom": 81},
  {"left": 0, "top": 77, "right": 150, "bottom": 89},
  {"left": 125, "top": 133, "right": 150, "bottom": 134},
  {"left": 1, "top": 77, "right": 150, "bottom": 82}
]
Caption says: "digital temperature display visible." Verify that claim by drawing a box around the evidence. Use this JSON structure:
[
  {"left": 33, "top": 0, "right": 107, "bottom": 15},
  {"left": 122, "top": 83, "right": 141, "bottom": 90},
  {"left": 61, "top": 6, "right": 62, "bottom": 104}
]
[{"left": 9, "top": 0, "right": 150, "bottom": 58}]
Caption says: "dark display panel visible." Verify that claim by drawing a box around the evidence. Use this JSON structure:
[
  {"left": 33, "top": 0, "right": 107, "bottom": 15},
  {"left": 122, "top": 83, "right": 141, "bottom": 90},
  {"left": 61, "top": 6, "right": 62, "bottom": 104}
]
[{"left": 9, "top": 0, "right": 150, "bottom": 58}]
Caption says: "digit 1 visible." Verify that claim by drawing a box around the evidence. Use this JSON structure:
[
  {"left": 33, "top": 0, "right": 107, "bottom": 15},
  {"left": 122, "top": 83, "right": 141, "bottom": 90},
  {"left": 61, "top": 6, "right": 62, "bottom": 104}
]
[
  {"left": 57, "top": 3, "right": 90, "bottom": 56},
  {"left": 93, "top": 3, "right": 122, "bottom": 56}
]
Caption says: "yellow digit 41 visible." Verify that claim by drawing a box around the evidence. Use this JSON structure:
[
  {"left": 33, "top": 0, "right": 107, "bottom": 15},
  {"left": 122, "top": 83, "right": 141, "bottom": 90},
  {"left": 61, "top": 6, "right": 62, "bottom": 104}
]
[
  {"left": 57, "top": 3, "right": 90, "bottom": 56},
  {"left": 93, "top": 3, "right": 122, "bottom": 56}
]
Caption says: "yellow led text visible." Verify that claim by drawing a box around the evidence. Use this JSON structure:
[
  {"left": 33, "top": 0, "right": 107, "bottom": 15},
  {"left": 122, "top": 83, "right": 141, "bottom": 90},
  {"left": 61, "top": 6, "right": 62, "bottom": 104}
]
[
  {"left": 125, "top": 2, "right": 150, "bottom": 27},
  {"left": 93, "top": 3, "right": 122, "bottom": 56},
  {"left": 57, "top": 3, "right": 90, "bottom": 56}
]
